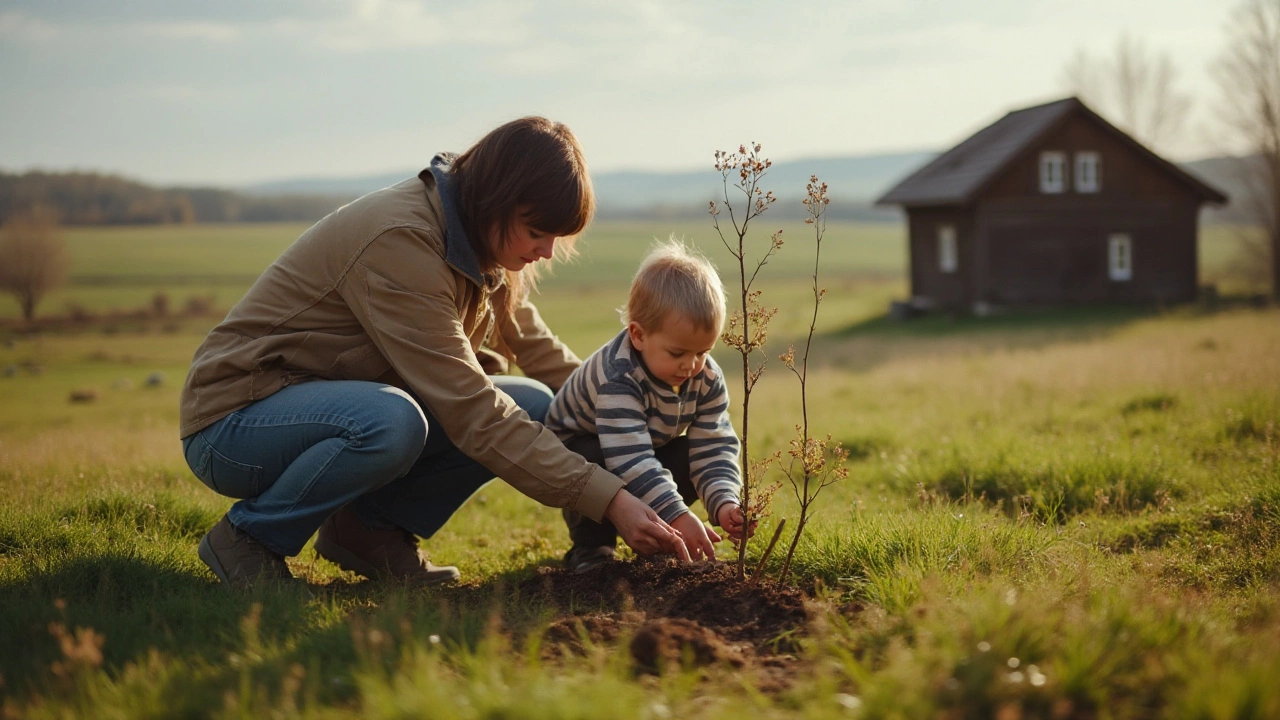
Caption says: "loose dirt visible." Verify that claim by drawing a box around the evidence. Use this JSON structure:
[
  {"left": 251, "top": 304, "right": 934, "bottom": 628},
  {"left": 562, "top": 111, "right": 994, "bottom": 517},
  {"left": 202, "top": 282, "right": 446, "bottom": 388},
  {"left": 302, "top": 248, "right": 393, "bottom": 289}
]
[{"left": 517, "top": 558, "right": 810, "bottom": 681}]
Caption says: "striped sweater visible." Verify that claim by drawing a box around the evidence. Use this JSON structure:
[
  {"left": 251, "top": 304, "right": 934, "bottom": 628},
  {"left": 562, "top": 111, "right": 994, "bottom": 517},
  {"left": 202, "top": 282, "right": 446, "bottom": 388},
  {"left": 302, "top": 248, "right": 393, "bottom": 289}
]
[{"left": 545, "top": 328, "right": 741, "bottom": 524}]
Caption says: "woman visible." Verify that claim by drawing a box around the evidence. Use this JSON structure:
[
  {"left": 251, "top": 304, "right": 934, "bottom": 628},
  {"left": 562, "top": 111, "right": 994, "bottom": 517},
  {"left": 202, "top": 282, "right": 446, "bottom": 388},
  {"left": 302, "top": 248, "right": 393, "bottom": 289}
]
[{"left": 180, "top": 117, "right": 690, "bottom": 588}]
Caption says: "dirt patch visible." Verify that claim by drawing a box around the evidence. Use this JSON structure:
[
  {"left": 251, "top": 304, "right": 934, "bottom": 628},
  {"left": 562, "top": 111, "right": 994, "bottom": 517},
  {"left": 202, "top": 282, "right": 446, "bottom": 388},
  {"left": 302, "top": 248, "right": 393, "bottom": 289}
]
[
  {"left": 518, "top": 559, "right": 809, "bottom": 679},
  {"left": 630, "top": 617, "right": 745, "bottom": 673}
]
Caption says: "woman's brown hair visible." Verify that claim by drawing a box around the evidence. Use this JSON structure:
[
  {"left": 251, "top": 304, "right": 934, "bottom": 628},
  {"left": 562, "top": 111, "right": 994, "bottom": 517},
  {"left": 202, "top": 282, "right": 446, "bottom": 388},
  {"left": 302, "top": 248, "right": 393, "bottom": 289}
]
[{"left": 451, "top": 117, "right": 594, "bottom": 308}]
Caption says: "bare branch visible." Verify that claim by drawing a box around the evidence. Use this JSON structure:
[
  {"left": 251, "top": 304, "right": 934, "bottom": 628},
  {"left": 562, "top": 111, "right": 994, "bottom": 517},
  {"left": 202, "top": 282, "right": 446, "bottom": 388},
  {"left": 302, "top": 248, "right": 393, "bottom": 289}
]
[
  {"left": 1212, "top": 0, "right": 1280, "bottom": 297},
  {"left": 1060, "top": 33, "right": 1191, "bottom": 152}
]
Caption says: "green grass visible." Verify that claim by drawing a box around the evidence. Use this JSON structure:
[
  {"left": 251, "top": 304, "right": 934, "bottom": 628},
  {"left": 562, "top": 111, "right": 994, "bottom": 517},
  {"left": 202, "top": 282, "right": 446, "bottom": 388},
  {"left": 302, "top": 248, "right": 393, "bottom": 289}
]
[
  {"left": 1, "top": 219, "right": 1278, "bottom": 717},
  {"left": 3, "top": 219, "right": 1262, "bottom": 322}
]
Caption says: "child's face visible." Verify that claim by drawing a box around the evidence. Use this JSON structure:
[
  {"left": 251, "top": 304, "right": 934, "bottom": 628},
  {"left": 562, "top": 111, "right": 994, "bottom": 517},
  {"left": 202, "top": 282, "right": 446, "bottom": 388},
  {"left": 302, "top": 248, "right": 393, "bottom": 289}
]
[{"left": 627, "top": 313, "right": 719, "bottom": 390}]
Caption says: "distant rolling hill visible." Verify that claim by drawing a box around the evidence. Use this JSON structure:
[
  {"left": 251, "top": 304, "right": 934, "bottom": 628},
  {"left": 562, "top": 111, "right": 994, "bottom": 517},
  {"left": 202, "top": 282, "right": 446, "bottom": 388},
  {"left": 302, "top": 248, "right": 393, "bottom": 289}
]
[
  {"left": 241, "top": 150, "right": 938, "bottom": 221},
  {"left": 2, "top": 152, "right": 1251, "bottom": 227},
  {"left": 239, "top": 150, "right": 1254, "bottom": 223}
]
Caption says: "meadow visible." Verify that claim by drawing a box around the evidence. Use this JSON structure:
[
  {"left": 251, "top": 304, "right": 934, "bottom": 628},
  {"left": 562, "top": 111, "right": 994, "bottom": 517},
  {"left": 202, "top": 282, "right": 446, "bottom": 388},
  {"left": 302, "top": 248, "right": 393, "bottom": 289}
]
[{"left": 0, "top": 218, "right": 1277, "bottom": 718}]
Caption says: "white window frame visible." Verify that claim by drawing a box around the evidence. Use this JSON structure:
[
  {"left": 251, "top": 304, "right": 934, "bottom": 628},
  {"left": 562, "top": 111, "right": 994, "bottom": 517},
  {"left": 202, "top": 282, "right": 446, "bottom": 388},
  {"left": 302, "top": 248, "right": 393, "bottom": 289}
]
[
  {"left": 1040, "top": 151, "right": 1066, "bottom": 193},
  {"left": 938, "top": 224, "right": 958, "bottom": 273},
  {"left": 1108, "top": 233, "right": 1132, "bottom": 281},
  {"left": 1075, "top": 151, "right": 1101, "bottom": 193}
]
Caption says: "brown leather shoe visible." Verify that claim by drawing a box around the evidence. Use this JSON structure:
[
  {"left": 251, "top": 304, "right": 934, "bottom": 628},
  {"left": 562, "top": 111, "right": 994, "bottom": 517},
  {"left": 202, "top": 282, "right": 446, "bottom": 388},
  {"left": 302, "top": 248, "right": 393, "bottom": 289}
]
[
  {"left": 315, "top": 507, "right": 460, "bottom": 585},
  {"left": 198, "top": 514, "right": 297, "bottom": 589}
]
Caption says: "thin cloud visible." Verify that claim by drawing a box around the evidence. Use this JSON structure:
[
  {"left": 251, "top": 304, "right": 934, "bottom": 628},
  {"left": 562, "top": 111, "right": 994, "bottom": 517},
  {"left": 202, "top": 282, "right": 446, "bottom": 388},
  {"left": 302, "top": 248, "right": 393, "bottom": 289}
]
[{"left": 0, "top": 9, "right": 61, "bottom": 43}]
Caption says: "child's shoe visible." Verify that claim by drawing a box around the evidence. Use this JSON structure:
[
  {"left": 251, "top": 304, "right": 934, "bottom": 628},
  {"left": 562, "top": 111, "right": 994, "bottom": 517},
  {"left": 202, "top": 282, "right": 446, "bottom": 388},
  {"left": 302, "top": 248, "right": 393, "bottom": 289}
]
[{"left": 564, "top": 545, "right": 616, "bottom": 574}]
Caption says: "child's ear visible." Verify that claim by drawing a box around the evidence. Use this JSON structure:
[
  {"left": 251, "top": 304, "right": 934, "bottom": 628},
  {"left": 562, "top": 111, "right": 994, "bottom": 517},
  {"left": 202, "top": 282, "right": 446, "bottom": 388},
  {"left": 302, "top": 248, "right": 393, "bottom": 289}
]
[{"left": 627, "top": 321, "right": 646, "bottom": 350}]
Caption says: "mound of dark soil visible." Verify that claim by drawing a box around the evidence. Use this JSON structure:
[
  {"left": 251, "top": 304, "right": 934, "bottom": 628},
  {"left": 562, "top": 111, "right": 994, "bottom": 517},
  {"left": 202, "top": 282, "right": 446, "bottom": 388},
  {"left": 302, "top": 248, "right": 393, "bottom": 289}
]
[
  {"left": 518, "top": 559, "right": 809, "bottom": 677},
  {"left": 629, "top": 617, "right": 746, "bottom": 673}
]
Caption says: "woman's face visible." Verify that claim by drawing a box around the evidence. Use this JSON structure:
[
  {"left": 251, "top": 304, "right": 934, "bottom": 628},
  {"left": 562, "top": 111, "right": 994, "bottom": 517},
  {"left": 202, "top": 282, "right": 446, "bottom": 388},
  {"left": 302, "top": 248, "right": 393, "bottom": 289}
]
[{"left": 495, "top": 210, "right": 558, "bottom": 272}]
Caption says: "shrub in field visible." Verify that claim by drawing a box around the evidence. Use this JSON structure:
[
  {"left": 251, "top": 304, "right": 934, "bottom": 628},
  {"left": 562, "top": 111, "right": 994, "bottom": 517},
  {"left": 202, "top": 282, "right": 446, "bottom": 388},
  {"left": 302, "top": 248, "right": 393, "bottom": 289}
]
[
  {"left": 64, "top": 302, "right": 97, "bottom": 323},
  {"left": 0, "top": 207, "right": 69, "bottom": 323},
  {"left": 1220, "top": 397, "right": 1278, "bottom": 443},
  {"left": 1119, "top": 391, "right": 1177, "bottom": 415},
  {"left": 839, "top": 433, "right": 895, "bottom": 462},
  {"left": 182, "top": 294, "right": 216, "bottom": 317},
  {"left": 150, "top": 291, "right": 170, "bottom": 318}
]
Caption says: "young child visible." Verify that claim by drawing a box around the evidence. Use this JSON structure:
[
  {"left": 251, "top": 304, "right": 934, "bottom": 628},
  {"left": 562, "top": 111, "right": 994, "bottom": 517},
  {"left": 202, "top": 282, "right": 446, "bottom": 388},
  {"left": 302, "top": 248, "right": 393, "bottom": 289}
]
[{"left": 545, "top": 239, "right": 750, "bottom": 572}]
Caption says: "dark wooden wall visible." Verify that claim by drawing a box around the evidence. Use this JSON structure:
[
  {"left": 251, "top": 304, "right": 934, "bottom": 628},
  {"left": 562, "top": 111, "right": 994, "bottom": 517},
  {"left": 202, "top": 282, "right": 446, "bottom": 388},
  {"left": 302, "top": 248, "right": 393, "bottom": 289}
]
[
  {"left": 907, "top": 207, "right": 973, "bottom": 305},
  {"left": 906, "top": 112, "right": 1204, "bottom": 307}
]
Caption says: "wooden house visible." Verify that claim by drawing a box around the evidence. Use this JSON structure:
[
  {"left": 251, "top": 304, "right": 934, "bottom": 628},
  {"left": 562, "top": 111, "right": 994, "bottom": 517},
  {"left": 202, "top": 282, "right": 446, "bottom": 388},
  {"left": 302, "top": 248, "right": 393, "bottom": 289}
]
[{"left": 876, "top": 97, "right": 1227, "bottom": 311}]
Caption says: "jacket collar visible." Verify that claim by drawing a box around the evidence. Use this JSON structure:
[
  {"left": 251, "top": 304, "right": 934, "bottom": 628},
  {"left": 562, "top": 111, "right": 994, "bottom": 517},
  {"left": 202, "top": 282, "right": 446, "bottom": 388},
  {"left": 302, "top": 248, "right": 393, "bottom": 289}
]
[{"left": 426, "top": 153, "right": 486, "bottom": 288}]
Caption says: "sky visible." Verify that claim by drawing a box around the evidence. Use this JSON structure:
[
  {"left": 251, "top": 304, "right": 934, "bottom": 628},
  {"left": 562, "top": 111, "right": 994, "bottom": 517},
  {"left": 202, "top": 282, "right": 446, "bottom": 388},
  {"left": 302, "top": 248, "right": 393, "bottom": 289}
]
[{"left": 0, "top": 0, "right": 1237, "bottom": 187}]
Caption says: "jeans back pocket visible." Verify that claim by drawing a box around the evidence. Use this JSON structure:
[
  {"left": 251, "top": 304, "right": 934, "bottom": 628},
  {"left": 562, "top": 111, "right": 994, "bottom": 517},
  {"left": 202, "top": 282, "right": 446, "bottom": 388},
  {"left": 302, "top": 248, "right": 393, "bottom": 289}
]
[{"left": 182, "top": 431, "right": 262, "bottom": 499}]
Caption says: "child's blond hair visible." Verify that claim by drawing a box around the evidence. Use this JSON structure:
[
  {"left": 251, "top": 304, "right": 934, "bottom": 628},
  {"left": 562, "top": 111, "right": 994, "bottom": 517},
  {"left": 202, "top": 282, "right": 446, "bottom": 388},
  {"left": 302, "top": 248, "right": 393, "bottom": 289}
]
[{"left": 622, "top": 237, "right": 726, "bottom": 334}]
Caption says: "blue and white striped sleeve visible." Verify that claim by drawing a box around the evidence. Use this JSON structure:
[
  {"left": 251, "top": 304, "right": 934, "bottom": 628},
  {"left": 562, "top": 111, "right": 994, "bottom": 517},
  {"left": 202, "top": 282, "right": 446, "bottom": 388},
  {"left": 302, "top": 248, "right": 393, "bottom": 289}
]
[
  {"left": 686, "top": 373, "right": 742, "bottom": 525},
  {"left": 596, "top": 378, "right": 689, "bottom": 523}
]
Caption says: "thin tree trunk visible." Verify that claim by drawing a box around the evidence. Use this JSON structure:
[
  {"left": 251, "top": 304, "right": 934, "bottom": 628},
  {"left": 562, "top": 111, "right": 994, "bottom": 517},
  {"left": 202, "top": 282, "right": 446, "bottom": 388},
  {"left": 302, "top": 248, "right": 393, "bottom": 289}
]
[{"left": 736, "top": 259, "right": 751, "bottom": 580}]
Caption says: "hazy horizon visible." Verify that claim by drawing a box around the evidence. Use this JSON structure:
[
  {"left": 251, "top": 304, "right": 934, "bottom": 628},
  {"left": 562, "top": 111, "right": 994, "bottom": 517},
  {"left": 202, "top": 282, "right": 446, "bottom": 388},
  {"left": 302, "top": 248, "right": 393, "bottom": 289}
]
[{"left": 0, "top": 1, "right": 1236, "bottom": 187}]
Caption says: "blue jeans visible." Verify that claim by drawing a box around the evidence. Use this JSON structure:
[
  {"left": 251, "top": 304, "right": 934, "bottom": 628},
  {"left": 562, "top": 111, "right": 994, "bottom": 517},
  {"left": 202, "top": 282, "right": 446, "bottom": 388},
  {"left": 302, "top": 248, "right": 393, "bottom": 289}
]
[{"left": 181, "top": 377, "right": 554, "bottom": 556}]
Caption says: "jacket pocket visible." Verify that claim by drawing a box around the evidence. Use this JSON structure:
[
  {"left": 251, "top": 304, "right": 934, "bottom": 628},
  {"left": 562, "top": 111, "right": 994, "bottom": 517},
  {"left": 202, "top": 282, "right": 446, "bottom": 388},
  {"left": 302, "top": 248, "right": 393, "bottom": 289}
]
[{"left": 329, "top": 342, "right": 391, "bottom": 380}]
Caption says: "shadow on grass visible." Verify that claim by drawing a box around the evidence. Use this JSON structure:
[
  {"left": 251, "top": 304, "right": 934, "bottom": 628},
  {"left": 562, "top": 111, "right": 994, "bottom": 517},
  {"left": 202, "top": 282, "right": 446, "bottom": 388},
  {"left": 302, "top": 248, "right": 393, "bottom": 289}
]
[
  {"left": 0, "top": 547, "right": 573, "bottom": 708},
  {"left": 839, "top": 303, "right": 1159, "bottom": 338},
  {"left": 0, "top": 552, "right": 316, "bottom": 698}
]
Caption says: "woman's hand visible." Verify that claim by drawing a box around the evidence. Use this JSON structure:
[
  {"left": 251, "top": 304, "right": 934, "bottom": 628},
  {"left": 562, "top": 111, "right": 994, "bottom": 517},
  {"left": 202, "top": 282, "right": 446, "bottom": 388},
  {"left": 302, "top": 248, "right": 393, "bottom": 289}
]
[
  {"left": 603, "top": 490, "right": 690, "bottom": 560},
  {"left": 670, "top": 511, "right": 720, "bottom": 561}
]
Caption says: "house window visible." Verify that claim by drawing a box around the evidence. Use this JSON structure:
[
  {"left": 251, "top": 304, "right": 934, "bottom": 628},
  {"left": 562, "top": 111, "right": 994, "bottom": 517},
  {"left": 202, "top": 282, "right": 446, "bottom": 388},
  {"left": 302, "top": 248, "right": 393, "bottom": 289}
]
[
  {"left": 1040, "top": 151, "right": 1066, "bottom": 193},
  {"left": 1075, "top": 152, "right": 1101, "bottom": 193},
  {"left": 1109, "top": 233, "right": 1132, "bottom": 281},
  {"left": 938, "top": 225, "right": 957, "bottom": 273}
]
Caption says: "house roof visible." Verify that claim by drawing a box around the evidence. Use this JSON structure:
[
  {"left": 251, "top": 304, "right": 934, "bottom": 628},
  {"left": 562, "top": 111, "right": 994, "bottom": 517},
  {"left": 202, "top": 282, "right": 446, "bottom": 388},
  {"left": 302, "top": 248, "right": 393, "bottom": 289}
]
[{"left": 876, "top": 97, "right": 1228, "bottom": 207}]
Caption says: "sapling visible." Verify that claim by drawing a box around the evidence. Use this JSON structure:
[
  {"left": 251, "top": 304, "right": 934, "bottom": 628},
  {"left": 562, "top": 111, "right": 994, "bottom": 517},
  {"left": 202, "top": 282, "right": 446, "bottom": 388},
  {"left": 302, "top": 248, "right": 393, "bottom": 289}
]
[
  {"left": 710, "top": 143, "right": 784, "bottom": 580},
  {"left": 776, "top": 175, "right": 850, "bottom": 585}
]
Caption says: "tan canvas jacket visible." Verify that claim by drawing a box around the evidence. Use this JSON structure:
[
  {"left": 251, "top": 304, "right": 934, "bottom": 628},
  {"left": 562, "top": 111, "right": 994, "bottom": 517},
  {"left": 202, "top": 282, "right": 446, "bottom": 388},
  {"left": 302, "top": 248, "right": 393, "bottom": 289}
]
[{"left": 179, "top": 156, "right": 624, "bottom": 521}]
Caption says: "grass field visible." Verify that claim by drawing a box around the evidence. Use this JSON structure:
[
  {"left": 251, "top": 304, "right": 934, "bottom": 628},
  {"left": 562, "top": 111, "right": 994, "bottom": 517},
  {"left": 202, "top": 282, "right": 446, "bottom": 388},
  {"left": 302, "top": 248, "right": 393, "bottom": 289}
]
[
  {"left": 0, "top": 219, "right": 1277, "bottom": 718},
  {"left": 0, "top": 219, "right": 1266, "bottom": 322}
]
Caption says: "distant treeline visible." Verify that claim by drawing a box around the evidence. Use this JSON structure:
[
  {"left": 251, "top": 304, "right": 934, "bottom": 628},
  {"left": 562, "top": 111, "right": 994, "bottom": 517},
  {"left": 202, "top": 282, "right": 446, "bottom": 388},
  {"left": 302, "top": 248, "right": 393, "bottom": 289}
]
[
  {"left": 3, "top": 167, "right": 1243, "bottom": 227},
  {"left": 0, "top": 171, "right": 352, "bottom": 226}
]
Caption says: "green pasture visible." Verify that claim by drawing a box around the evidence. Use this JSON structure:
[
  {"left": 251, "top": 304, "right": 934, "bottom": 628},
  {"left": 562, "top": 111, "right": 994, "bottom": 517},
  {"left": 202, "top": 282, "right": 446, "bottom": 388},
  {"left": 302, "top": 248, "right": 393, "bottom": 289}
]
[
  {"left": 0, "top": 219, "right": 1265, "bottom": 322},
  {"left": 0, "top": 219, "right": 1278, "bottom": 717}
]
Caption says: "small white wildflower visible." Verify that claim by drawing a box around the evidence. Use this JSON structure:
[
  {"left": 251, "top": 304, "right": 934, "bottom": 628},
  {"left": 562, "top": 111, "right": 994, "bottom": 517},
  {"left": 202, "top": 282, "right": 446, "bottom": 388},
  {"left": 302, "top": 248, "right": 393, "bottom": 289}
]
[
  {"left": 835, "top": 693, "right": 862, "bottom": 711},
  {"left": 977, "top": 641, "right": 991, "bottom": 652},
  {"left": 1007, "top": 657, "right": 1021, "bottom": 668}
]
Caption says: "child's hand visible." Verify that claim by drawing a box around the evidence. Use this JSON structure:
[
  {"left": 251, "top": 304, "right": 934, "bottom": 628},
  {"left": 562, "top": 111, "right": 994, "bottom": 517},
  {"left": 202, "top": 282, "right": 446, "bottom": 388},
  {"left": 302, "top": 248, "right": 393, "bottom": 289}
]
[
  {"left": 670, "top": 511, "right": 721, "bottom": 561},
  {"left": 716, "top": 503, "right": 756, "bottom": 541},
  {"left": 605, "top": 490, "right": 690, "bottom": 561}
]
